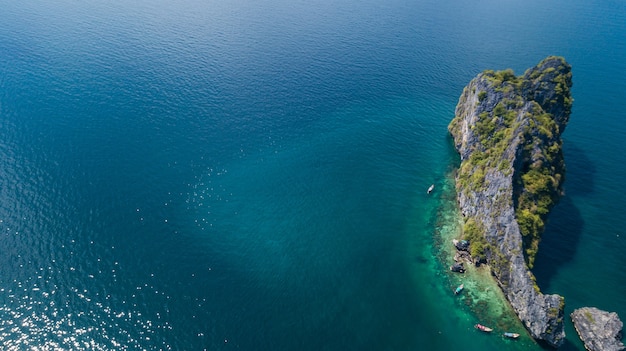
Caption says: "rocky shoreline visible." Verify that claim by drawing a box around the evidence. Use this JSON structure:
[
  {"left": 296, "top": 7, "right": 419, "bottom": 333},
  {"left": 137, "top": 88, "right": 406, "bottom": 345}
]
[{"left": 448, "top": 56, "right": 572, "bottom": 347}]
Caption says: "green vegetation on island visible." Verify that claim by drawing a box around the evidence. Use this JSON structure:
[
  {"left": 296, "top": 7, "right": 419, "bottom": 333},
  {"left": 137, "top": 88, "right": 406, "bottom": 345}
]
[
  {"left": 448, "top": 56, "right": 572, "bottom": 347},
  {"left": 450, "top": 56, "right": 572, "bottom": 269}
]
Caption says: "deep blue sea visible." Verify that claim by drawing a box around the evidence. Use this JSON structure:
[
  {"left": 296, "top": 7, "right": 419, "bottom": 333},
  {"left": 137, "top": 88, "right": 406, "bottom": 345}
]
[{"left": 1, "top": 0, "right": 625, "bottom": 350}]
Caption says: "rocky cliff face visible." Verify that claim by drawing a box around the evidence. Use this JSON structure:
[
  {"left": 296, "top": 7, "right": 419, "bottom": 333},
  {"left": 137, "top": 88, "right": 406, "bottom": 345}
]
[
  {"left": 571, "top": 307, "right": 625, "bottom": 351},
  {"left": 448, "top": 56, "right": 573, "bottom": 348}
]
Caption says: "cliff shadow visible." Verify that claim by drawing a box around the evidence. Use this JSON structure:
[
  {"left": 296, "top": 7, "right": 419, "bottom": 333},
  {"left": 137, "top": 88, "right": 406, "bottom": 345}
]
[
  {"left": 532, "top": 142, "right": 593, "bottom": 292},
  {"left": 561, "top": 142, "right": 596, "bottom": 197},
  {"left": 538, "top": 337, "right": 580, "bottom": 351},
  {"left": 532, "top": 195, "right": 583, "bottom": 289}
]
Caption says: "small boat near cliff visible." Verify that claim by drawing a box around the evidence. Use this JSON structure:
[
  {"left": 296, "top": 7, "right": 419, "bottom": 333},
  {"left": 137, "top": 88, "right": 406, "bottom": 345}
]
[
  {"left": 503, "top": 332, "right": 520, "bottom": 339},
  {"left": 427, "top": 184, "right": 434, "bottom": 194},
  {"left": 475, "top": 324, "right": 493, "bottom": 332},
  {"left": 454, "top": 284, "right": 464, "bottom": 295}
]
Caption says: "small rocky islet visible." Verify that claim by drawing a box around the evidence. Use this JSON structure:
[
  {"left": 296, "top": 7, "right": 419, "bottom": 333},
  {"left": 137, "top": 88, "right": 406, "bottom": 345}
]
[
  {"left": 447, "top": 56, "right": 624, "bottom": 348},
  {"left": 571, "top": 307, "right": 625, "bottom": 351}
]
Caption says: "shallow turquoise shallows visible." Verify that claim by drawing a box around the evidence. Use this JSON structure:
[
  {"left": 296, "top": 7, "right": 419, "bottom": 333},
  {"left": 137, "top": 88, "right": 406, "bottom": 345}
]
[{"left": 0, "top": 0, "right": 625, "bottom": 350}]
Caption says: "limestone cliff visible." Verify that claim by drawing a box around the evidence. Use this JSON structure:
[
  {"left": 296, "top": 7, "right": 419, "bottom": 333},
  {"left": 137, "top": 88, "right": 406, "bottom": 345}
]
[
  {"left": 448, "top": 56, "right": 573, "bottom": 347},
  {"left": 571, "top": 307, "right": 625, "bottom": 351}
]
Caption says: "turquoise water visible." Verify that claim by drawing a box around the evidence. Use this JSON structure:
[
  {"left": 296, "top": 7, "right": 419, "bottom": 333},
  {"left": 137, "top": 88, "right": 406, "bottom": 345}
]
[{"left": 1, "top": 0, "right": 625, "bottom": 349}]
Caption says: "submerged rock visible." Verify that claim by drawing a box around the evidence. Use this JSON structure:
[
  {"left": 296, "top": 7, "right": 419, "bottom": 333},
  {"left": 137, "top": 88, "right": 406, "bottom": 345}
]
[
  {"left": 571, "top": 307, "right": 625, "bottom": 351},
  {"left": 448, "top": 56, "right": 573, "bottom": 347},
  {"left": 450, "top": 262, "right": 465, "bottom": 273},
  {"left": 453, "top": 249, "right": 471, "bottom": 264},
  {"left": 454, "top": 239, "right": 470, "bottom": 251}
]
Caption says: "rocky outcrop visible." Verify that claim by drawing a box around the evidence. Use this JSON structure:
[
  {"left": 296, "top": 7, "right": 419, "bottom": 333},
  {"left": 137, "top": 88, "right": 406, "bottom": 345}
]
[
  {"left": 448, "top": 56, "right": 573, "bottom": 347},
  {"left": 571, "top": 307, "right": 625, "bottom": 351}
]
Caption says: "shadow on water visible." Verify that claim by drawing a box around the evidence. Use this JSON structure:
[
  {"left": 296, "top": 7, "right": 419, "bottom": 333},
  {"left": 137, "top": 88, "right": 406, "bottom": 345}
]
[
  {"left": 533, "top": 142, "right": 593, "bottom": 292},
  {"left": 538, "top": 337, "right": 580, "bottom": 351},
  {"left": 533, "top": 196, "right": 583, "bottom": 291},
  {"left": 562, "top": 142, "right": 596, "bottom": 197}
]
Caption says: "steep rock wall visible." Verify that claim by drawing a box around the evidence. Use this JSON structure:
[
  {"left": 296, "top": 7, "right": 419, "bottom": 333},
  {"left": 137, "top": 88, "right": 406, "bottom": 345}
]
[{"left": 448, "top": 56, "right": 573, "bottom": 347}]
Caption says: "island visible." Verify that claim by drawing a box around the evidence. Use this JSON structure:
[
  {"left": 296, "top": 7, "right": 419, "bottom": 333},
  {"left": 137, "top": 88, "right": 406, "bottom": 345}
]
[
  {"left": 448, "top": 56, "right": 573, "bottom": 347},
  {"left": 571, "top": 307, "right": 625, "bottom": 351}
]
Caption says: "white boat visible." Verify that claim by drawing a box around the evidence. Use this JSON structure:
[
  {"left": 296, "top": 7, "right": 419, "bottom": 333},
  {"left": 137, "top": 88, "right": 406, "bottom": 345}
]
[
  {"left": 427, "top": 184, "right": 434, "bottom": 194},
  {"left": 454, "top": 283, "right": 464, "bottom": 295},
  {"left": 475, "top": 324, "right": 493, "bottom": 332}
]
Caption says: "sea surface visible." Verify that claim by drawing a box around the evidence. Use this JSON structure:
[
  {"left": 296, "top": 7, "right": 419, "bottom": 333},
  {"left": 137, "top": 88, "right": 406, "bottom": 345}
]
[{"left": 1, "top": 0, "right": 625, "bottom": 350}]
